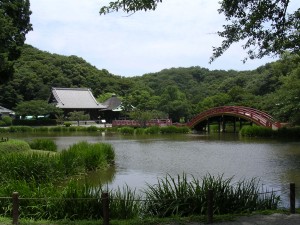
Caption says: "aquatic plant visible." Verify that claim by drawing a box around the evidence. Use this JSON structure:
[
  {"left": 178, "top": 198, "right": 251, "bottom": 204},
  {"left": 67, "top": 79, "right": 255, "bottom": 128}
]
[
  {"left": 144, "top": 174, "right": 279, "bottom": 217},
  {"left": 28, "top": 138, "right": 57, "bottom": 152}
]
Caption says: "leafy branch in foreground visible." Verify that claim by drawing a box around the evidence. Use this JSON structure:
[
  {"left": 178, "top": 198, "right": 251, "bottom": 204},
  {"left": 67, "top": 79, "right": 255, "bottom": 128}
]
[
  {"left": 100, "top": 0, "right": 162, "bottom": 15},
  {"left": 210, "top": 0, "right": 300, "bottom": 63}
]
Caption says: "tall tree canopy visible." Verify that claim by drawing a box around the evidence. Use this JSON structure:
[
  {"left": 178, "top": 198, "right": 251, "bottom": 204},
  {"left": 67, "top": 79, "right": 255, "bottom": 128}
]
[
  {"left": 100, "top": 0, "right": 300, "bottom": 62},
  {"left": 211, "top": 0, "right": 300, "bottom": 63},
  {"left": 0, "top": 0, "right": 32, "bottom": 82}
]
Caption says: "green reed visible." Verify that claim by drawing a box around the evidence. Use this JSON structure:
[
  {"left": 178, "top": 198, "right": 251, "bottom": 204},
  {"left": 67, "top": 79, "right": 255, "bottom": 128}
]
[
  {"left": 144, "top": 174, "right": 280, "bottom": 217},
  {"left": 240, "top": 125, "right": 274, "bottom": 137},
  {"left": 28, "top": 138, "right": 57, "bottom": 152},
  {"left": 160, "top": 126, "right": 190, "bottom": 134},
  {"left": 118, "top": 126, "right": 135, "bottom": 135},
  {"left": 0, "top": 174, "right": 280, "bottom": 221},
  {"left": 110, "top": 185, "right": 142, "bottom": 219},
  {"left": 144, "top": 126, "right": 160, "bottom": 134}
]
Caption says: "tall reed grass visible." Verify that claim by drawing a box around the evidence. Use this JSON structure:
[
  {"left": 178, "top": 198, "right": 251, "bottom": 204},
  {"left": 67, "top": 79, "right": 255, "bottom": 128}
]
[
  {"left": 0, "top": 174, "right": 280, "bottom": 221},
  {"left": 0, "top": 141, "right": 115, "bottom": 184},
  {"left": 28, "top": 139, "right": 57, "bottom": 152},
  {"left": 144, "top": 174, "right": 279, "bottom": 217},
  {"left": 240, "top": 125, "right": 274, "bottom": 137}
]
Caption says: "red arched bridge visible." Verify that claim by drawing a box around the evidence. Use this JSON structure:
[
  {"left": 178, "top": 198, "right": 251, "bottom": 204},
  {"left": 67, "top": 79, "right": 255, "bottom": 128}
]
[{"left": 187, "top": 106, "right": 281, "bottom": 132}]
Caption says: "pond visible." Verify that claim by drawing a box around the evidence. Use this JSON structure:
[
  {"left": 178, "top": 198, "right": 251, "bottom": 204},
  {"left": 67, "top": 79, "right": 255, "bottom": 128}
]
[{"left": 7, "top": 132, "right": 300, "bottom": 208}]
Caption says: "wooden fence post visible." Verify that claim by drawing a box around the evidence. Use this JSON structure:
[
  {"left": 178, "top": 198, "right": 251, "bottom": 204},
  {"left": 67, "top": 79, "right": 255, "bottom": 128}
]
[
  {"left": 12, "top": 192, "right": 19, "bottom": 225},
  {"left": 102, "top": 192, "right": 110, "bottom": 225},
  {"left": 290, "top": 183, "right": 295, "bottom": 214},
  {"left": 207, "top": 189, "right": 213, "bottom": 224}
]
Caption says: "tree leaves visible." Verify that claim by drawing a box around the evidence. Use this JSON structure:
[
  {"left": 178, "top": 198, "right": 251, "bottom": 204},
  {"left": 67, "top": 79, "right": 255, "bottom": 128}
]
[
  {"left": 99, "top": 0, "right": 162, "bottom": 15},
  {"left": 210, "top": 0, "right": 300, "bottom": 63}
]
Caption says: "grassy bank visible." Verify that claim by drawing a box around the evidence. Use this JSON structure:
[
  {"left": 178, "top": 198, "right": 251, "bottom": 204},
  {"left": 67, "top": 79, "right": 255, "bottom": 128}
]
[{"left": 240, "top": 126, "right": 300, "bottom": 139}]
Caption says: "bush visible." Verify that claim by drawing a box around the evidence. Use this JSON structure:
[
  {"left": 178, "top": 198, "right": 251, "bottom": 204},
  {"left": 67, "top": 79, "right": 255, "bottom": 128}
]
[
  {"left": 28, "top": 139, "right": 57, "bottom": 152},
  {"left": 86, "top": 126, "right": 98, "bottom": 132},
  {"left": 160, "top": 126, "right": 190, "bottom": 134},
  {"left": 118, "top": 126, "right": 135, "bottom": 135},
  {"left": 145, "top": 126, "right": 160, "bottom": 134},
  {"left": 135, "top": 128, "right": 145, "bottom": 135},
  {"left": 8, "top": 126, "right": 33, "bottom": 132},
  {"left": 0, "top": 139, "right": 31, "bottom": 154},
  {"left": 2, "top": 116, "right": 12, "bottom": 126},
  {"left": 240, "top": 125, "right": 274, "bottom": 137},
  {"left": 64, "top": 122, "right": 72, "bottom": 127}
]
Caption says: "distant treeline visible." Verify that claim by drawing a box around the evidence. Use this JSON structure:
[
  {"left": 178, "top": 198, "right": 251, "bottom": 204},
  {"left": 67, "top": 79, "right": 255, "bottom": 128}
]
[{"left": 0, "top": 45, "right": 299, "bottom": 124}]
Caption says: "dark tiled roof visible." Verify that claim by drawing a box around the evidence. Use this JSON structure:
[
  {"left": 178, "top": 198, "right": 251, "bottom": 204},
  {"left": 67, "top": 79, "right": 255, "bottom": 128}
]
[
  {"left": 50, "top": 87, "right": 106, "bottom": 109},
  {"left": 103, "top": 95, "right": 122, "bottom": 110}
]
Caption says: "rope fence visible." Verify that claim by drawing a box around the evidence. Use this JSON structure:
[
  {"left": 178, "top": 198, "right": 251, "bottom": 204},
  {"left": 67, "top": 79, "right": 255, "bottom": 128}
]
[{"left": 0, "top": 183, "right": 298, "bottom": 225}]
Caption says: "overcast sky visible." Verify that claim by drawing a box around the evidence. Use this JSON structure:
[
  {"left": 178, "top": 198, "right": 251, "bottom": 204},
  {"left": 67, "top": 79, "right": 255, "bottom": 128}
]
[{"left": 25, "top": 0, "right": 292, "bottom": 77}]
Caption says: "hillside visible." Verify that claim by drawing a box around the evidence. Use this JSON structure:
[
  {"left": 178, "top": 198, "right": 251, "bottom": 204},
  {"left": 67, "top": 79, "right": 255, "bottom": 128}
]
[{"left": 0, "top": 45, "right": 299, "bottom": 124}]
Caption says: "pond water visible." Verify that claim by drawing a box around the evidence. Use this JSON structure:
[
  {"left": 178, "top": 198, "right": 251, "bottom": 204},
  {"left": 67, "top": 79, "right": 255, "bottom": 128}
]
[{"left": 8, "top": 132, "right": 300, "bottom": 207}]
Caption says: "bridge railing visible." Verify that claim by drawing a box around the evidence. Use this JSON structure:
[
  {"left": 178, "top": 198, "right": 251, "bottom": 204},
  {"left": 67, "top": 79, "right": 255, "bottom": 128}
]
[{"left": 188, "top": 106, "right": 280, "bottom": 129}]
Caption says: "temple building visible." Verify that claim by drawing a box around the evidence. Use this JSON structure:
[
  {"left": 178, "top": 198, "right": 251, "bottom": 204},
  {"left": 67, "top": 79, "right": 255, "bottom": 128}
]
[{"left": 48, "top": 87, "right": 106, "bottom": 120}]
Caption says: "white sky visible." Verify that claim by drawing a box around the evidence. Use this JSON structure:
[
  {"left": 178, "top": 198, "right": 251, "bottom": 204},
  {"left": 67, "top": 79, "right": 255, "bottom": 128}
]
[{"left": 25, "top": 0, "right": 294, "bottom": 77}]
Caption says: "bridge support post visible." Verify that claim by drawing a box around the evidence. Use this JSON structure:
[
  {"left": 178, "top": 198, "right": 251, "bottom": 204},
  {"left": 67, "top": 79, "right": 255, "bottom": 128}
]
[
  {"left": 207, "top": 119, "right": 210, "bottom": 133},
  {"left": 233, "top": 118, "right": 236, "bottom": 133},
  {"left": 222, "top": 119, "right": 226, "bottom": 133}
]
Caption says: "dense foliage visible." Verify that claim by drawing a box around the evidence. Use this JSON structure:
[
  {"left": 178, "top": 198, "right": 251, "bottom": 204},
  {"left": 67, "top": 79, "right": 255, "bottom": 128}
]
[
  {"left": 0, "top": 45, "right": 299, "bottom": 125},
  {"left": 211, "top": 0, "right": 300, "bottom": 62},
  {"left": 0, "top": 0, "right": 32, "bottom": 82}
]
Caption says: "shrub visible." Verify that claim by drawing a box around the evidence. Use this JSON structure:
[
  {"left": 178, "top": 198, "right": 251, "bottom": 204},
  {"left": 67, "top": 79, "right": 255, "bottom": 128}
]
[
  {"left": 118, "top": 126, "right": 135, "bottom": 135},
  {"left": 0, "top": 139, "right": 31, "bottom": 154},
  {"left": 64, "top": 122, "right": 72, "bottom": 127},
  {"left": 145, "top": 126, "right": 160, "bottom": 134},
  {"left": 87, "top": 125, "right": 98, "bottom": 132},
  {"left": 28, "top": 139, "right": 57, "bottom": 152},
  {"left": 135, "top": 128, "right": 145, "bottom": 135},
  {"left": 8, "top": 126, "right": 33, "bottom": 133},
  {"left": 2, "top": 116, "right": 12, "bottom": 126},
  {"left": 240, "top": 125, "right": 274, "bottom": 137},
  {"left": 160, "top": 126, "right": 190, "bottom": 134},
  {"left": 33, "top": 126, "right": 49, "bottom": 132}
]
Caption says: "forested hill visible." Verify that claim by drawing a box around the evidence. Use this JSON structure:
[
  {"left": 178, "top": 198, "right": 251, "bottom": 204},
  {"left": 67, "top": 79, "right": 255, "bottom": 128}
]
[
  {"left": 0, "top": 44, "right": 299, "bottom": 124},
  {"left": 0, "top": 45, "right": 133, "bottom": 108}
]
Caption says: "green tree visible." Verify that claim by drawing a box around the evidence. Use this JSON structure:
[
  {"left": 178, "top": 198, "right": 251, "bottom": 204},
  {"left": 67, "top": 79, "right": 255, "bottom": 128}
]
[
  {"left": 211, "top": 0, "right": 300, "bottom": 62},
  {"left": 14, "top": 100, "right": 61, "bottom": 119},
  {"left": 67, "top": 111, "right": 90, "bottom": 126},
  {"left": 266, "top": 66, "right": 300, "bottom": 124},
  {"left": 0, "top": 0, "right": 32, "bottom": 82},
  {"left": 159, "top": 86, "right": 190, "bottom": 122}
]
